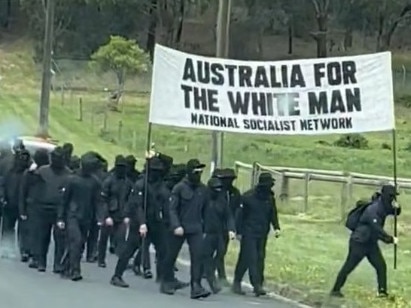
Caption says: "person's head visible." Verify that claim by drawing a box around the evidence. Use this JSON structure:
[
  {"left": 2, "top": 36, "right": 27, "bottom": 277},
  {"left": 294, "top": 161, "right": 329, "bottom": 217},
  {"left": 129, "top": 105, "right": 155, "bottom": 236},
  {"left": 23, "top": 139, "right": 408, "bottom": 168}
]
[
  {"left": 62, "top": 143, "right": 74, "bottom": 157},
  {"left": 380, "top": 184, "right": 399, "bottom": 214},
  {"left": 185, "top": 159, "right": 205, "bottom": 184},
  {"left": 125, "top": 155, "right": 137, "bottom": 171},
  {"left": 256, "top": 172, "right": 275, "bottom": 194},
  {"left": 147, "top": 157, "right": 165, "bottom": 183},
  {"left": 114, "top": 155, "right": 127, "bottom": 178},
  {"left": 12, "top": 139, "right": 25, "bottom": 154},
  {"left": 69, "top": 155, "right": 81, "bottom": 171},
  {"left": 15, "top": 149, "right": 31, "bottom": 170},
  {"left": 207, "top": 177, "right": 223, "bottom": 199},
  {"left": 50, "top": 146, "right": 66, "bottom": 170},
  {"left": 217, "top": 168, "right": 237, "bottom": 189},
  {"left": 165, "top": 164, "right": 186, "bottom": 189},
  {"left": 80, "top": 153, "right": 99, "bottom": 176},
  {"left": 33, "top": 149, "right": 49, "bottom": 167}
]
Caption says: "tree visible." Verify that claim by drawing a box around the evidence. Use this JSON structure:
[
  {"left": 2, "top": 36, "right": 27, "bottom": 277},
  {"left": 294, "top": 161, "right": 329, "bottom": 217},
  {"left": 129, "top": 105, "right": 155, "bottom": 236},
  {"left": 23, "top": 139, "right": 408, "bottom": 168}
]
[
  {"left": 310, "top": 0, "right": 330, "bottom": 58},
  {"left": 90, "top": 35, "right": 150, "bottom": 109}
]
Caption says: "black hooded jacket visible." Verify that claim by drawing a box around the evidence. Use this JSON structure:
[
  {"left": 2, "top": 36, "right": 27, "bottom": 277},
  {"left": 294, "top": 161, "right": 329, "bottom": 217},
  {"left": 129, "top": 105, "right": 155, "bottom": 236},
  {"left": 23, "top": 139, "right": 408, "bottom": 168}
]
[{"left": 351, "top": 197, "right": 401, "bottom": 244}]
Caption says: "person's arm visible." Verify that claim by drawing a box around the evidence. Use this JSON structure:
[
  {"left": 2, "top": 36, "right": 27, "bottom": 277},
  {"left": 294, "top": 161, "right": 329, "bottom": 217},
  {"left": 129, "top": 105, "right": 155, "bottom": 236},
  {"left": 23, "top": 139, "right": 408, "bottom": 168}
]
[
  {"left": 99, "top": 177, "right": 111, "bottom": 221},
  {"left": 270, "top": 196, "right": 280, "bottom": 231},
  {"left": 169, "top": 186, "right": 182, "bottom": 230},
  {"left": 57, "top": 178, "right": 72, "bottom": 222},
  {"left": 18, "top": 171, "right": 29, "bottom": 217},
  {"left": 363, "top": 210, "right": 393, "bottom": 244}
]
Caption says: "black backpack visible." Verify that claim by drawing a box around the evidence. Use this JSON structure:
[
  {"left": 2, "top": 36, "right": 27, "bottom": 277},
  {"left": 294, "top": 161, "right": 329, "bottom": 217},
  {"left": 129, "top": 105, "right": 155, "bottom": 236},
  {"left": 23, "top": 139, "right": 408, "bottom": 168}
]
[{"left": 345, "top": 199, "right": 371, "bottom": 231}]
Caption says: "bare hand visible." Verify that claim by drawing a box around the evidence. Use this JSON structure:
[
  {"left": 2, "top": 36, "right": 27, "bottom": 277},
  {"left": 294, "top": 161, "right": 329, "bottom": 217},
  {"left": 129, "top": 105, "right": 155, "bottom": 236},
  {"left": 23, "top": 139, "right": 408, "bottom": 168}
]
[
  {"left": 105, "top": 217, "right": 114, "bottom": 226},
  {"left": 57, "top": 221, "right": 65, "bottom": 229},
  {"left": 228, "top": 231, "right": 236, "bottom": 240},
  {"left": 139, "top": 224, "right": 148, "bottom": 237},
  {"left": 174, "top": 227, "right": 184, "bottom": 236}
]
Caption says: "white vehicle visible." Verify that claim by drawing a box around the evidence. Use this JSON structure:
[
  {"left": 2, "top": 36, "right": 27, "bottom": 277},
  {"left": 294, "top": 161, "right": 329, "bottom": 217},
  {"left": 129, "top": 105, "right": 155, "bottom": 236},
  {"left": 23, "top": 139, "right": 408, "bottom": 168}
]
[{"left": 8, "top": 136, "right": 58, "bottom": 155}]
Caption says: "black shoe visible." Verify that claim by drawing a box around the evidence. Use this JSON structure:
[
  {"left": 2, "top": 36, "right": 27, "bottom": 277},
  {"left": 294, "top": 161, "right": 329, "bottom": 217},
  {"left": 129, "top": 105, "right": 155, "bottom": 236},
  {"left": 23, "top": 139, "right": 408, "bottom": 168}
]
[
  {"left": 38, "top": 265, "right": 46, "bottom": 272},
  {"left": 110, "top": 276, "right": 129, "bottom": 288},
  {"left": 160, "top": 282, "right": 176, "bottom": 295},
  {"left": 377, "top": 291, "right": 395, "bottom": 301},
  {"left": 190, "top": 283, "right": 211, "bottom": 299},
  {"left": 21, "top": 254, "right": 29, "bottom": 263},
  {"left": 330, "top": 290, "right": 344, "bottom": 298},
  {"left": 143, "top": 270, "right": 153, "bottom": 279},
  {"left": 28, "top": 260, "right": 38, "bottom": 269},
  {"left": 173, "top": 279, "right": 189, "bottom": 290},
  {"left": 132, "top": 266, "right": 141, "bottom": 276},
  {"left": 109, "top": 247, "right": 115, "bottom": 254},
  {"left": 98, "top": 262, "right": 106, "bottom": 268},
  {"left": 253, "top": 286, "right": 267, "bottom": 297},
  {"left": 209, "top": 279, "right": 222, "bottom": 294},
  {"left": 232, "top": 282, "right": 245, "bottom": 295},
  {"left": 86, "top": 257, "right": 96, "bottom": 263},
  {"left": 174, "top": 266, "right": 178, "bottom": 272},
  {"left": 71, "top": 272, "right": 83, "bottom": 281}
]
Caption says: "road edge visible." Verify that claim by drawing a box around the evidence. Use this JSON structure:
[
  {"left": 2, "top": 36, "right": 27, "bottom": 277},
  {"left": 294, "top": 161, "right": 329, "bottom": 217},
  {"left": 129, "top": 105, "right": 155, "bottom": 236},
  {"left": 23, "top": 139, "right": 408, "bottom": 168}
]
[{"left": 177, "top": 258, "right": 313, "bottom": 308}]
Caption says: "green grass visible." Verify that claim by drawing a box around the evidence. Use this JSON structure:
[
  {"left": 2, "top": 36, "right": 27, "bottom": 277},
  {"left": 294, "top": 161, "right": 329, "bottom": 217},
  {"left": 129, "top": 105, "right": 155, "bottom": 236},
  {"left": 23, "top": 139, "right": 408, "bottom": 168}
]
[{"left": 3, "top": 39, "right": 411, "bottom": 307}]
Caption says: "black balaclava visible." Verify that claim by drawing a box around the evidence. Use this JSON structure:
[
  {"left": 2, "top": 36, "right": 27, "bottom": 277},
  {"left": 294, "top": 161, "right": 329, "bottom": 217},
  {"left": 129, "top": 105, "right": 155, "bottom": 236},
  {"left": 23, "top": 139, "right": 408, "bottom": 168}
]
[
  {"left": 186, "top": 159, "right": 205, "bottom": 185},
  {"left": 147, "top": 157, "right": 164, "bottom": 183},
  {"left": 208, "top": 178, "right": 223, "bottom": 200},
  {"left": 33, "top": 149, "right": 49, "bottom": 167},
  {"left": 114, "top": 155, "right": 127, "bottom": 179},
  {"left": 220, "top": 168, "right": 236, "bottom": 190},
  {"left": 13, "top": 139, "right": 25, "bottom": 154},
  {"left": 256, "top": 172, "right": 275, "bottom": 196},
  {"left": 62, "top": 143, "right": 74, "bottom": 165},
  {"left": 80, "top": 154, "right": 98, "bottom": 177},
  {"left": 165, "top": 164, "right": 186, "bottom": 189},
  {"left": 68, "top": 155, "right": 80, "bottom": 171},
  {"left": 15, "top": 149, "right": 31, "bottom": 171},
  {"left": 50, "top": 146, "right": 66, "bottom": 171},
  {"left": 380, "top": 185, "right": 398, "bottom": 215},
  {"left": 125, "top": 155, "right": 137, "bottom": 171}
]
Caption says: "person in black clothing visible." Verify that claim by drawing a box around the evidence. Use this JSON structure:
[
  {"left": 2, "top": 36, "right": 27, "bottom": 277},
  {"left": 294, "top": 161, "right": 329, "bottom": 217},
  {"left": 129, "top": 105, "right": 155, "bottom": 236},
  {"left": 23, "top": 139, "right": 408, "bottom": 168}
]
[
  {"left": 111, "top": 157, "right": 168, "bottom": 287},
  {"left": 97, "top": 155, "right": 133, "bottom": 267},
  {"left": 19, "top": 149, "right": 49, "bottom": 268},
  {"left": 212, "top": 168, "right": 241, "bottom": 285},
  {"left": 160, "top": 159, "right": 211, "bottom": 299},
  {"left": 34, "top": 147, "right": 72, "bottom": 272},
  {"left": 132, "top": 152, "right": 174, "bottom": 278},
  {"left": 62, "top": 143, "right": 74, "bottom": 167},
  {"left": 68, "top": 155, "right": 80, "bottom": 172},
  {"left": 330, "top": 184, "right": 400, "bottom": 298},
  {"left": 125, "top": 155, "right": 140, "bottom": 183},
  {"left": 57, "top": 154, "right": 102, "bottom": 281},
  {"left": 202, "top": 177, "right": 236, "bottom": 294},
  {"left": 1, "top": 149, "right": 31, "bottom": 260},
  {"left": 233, "top": 172, "right": 280, "bottom": 297}
]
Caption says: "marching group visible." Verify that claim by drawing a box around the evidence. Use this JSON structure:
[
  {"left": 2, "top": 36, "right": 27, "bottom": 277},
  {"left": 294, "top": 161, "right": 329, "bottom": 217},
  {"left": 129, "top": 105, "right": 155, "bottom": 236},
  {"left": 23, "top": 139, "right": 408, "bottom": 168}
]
[{"left": 0, "top": 140, "right": 281, "bottom": 299}]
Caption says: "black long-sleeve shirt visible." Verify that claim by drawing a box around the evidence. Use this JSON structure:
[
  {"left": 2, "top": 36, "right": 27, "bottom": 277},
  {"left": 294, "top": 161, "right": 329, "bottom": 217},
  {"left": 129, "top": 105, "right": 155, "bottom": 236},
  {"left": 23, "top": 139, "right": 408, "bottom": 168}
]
[
  {"left": 169, "top": 179, "right": 207, "bottom": 234},
  {"left": 203, "top": 192, "right": 235, "bottom": 234},
  {"left": 236, "top": 188, "right": 280, "bottom": 238}
]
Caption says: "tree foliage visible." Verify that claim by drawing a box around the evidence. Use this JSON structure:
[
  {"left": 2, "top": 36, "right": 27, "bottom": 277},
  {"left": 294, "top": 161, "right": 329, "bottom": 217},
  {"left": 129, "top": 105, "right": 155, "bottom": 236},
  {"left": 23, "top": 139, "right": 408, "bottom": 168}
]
[{"left": 90, "top": 36, "right": 150, "bottom": 89}]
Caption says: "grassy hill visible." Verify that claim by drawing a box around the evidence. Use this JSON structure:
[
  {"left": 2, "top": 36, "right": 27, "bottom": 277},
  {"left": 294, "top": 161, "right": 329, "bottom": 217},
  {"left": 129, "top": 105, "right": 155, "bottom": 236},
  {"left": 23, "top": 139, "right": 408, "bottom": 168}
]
[{"left": 2, "top": 37, "right": 411, "bottom": 307}]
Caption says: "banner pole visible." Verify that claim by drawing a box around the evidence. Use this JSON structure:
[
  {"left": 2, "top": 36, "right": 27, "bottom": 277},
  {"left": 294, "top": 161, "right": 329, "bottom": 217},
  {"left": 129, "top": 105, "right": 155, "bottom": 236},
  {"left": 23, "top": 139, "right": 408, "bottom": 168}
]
[
  {"left": 141, "top": 122, "right": 153, "bottom": 269},
  {"left": 392, "top": 129, "right": 398, "bottom": 270}
]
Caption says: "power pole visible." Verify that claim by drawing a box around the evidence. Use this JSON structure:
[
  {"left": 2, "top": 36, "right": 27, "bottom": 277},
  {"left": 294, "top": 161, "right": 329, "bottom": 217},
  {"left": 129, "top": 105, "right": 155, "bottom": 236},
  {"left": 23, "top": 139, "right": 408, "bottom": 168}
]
[
  {"left": 211, "top": 0, "right": 231, "bottom": 173},
  {"left": 38, "top": 0, "right": 55, "bottom": 137}
]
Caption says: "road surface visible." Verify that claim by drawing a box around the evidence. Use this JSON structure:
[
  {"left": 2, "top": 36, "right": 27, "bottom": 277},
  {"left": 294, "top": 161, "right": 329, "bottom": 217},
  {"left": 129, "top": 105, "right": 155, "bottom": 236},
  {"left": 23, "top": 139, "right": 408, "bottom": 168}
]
[{"left": 0, "top": 251, "right": 299, "bottom": 308}]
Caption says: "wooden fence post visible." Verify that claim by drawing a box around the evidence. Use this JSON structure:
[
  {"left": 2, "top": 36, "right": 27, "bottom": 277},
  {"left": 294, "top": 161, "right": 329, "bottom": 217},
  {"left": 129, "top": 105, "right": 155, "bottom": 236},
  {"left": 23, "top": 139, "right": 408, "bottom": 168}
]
[
  {"left": 132, "top": 130, "right": 137, "bottom": 150},
  {"left": 279, "top": 172, "right": 289, "bottom": 205},
  {"left": 118, "top": 120, "right": 123, "bottom": 141},
  {"left": 78, "top": 97, "right": 83, "bottom": 121},
  {"left": 303, "top": 173, "right": 310, "bottom": 213},
  {"left": 340, "top": 174, "right": 353, "bottom": 221},
  {"left": 103, "top": 110, "right": 108, "bottom": 132}
]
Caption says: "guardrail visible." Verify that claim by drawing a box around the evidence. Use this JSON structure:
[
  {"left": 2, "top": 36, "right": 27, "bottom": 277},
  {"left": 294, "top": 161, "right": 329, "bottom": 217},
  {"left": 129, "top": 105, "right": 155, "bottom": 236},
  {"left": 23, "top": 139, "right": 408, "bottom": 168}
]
[{"left": 234, "top": 161, "right": 411, "bottom": 220}]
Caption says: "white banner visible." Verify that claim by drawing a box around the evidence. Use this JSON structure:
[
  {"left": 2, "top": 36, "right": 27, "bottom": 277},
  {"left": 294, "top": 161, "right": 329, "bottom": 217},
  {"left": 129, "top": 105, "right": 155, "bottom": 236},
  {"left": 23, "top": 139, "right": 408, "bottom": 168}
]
[{"left": 149, "top": 44, "right": 395, "bottom": 135}]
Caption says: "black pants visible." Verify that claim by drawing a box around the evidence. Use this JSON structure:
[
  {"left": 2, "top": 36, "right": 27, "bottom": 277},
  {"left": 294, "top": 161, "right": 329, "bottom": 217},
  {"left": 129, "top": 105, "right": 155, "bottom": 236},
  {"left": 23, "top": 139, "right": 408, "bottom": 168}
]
[
  {"left": 114, "top": 224, "right": 141, "bottom": 278},
  {"left": 82, "top": 222, "right": 98, "bottom": 260},
  {"left": 234, "top": 236, "right": 267, "bottom": 288},
  {"left": 163, "top": 232, "right": 203, "bottom": 285},
  {"left": 67, "top": 219, "right": 88, "bottom": 275},
  {"left": 133, "top": 238, "right": 151, "bottom": 270},
  {"left": 26, "top": 207, "right": 38, "bottom": 258},
  {"left": 1, "top": 205, "right": 18, "bottom": 241},
  {"left": 213, "top": 232, "right": 228, "bottom": 280},
  {"left": 98, "top": 221, "right": 121, "bottom": 263},
  {"left": 202, "top": 233, "right": 226, "bottom": 282},
  {"left": 35, "top": 209, "right": 65, "bottom": 270},
  {"left": 332, "top": 239, "right": 387, "bottom": 292}
]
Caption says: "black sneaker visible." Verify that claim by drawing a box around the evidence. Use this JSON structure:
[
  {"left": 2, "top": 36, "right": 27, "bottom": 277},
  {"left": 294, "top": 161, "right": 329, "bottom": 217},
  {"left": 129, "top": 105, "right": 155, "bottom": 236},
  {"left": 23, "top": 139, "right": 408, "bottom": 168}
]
[
  {"left": 330, "top": 290, "right": 344, "bottom": 298},
  {"left": 110, "top": 276, "right": 129, "bottom": 288}
]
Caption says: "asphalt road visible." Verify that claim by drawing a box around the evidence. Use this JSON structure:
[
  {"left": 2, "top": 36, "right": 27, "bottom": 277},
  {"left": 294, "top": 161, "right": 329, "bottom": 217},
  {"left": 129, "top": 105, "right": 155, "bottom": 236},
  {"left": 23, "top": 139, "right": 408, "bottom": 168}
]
[{"left": 0, "top": 248, "right": 299, "bottom": 308}]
